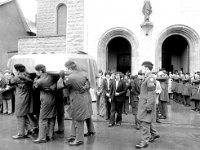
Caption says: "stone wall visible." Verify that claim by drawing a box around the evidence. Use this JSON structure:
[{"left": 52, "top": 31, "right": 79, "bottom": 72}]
[{"left": 18, "top": 35, "right": 66, "bottom": 54}]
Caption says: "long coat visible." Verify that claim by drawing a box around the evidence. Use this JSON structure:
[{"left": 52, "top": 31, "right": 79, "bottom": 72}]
[
  {"left": 157, "top": 76, "right": 169, "bottom": 102},
  {"left": 137, "top": 72, "right": 157, "bottom": 123},
  {"left": 34, "top": 73, "right": 57, "bottom": 119},
  {"left": 182, "top": 79, "right": 191, "bottom": 96},
  {"left": 10, "top": 72, "right": 33, "bottom": 117},
  {"left": 191, "top": 80, "right": 200, "bottom": 101},
  {"left": 63, "top": 71, "right": 93, "bottom": 121},
  {"left": 130, "top": 77, "right": 141, "bottom": 104}
]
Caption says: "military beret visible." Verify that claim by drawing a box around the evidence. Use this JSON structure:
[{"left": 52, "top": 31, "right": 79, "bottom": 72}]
[{"left": 14, "top": 64, "right": 26, "bottom": 72}]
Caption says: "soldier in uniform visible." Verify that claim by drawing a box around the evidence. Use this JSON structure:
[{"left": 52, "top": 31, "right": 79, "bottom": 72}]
[
  {"left": 191, "top": 73, "right": 200, "bottom": 112},
  {"left": 33, "top": 64, "right": 57, "bottom": 143},
  {"left": 182, "top": 73, "right": 191, "bottom": 106},
  {"left": 63, "top": 61, "right": 93, "bottom": 146},
  {"left": 135, "top": 61, "right": 160, "bottom": 149},
  {"left": 10, "top": 64, "right": 33, "bottom": 139}
]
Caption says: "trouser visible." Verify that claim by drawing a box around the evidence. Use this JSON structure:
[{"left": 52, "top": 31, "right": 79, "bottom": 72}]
[
  {"left": 173, "top": 92, "right": 178, "bottom": 101},
  {"left": 109, "top": 101, "right": 123, "bottom": 124},
  {"left": 183, "top": 96, "right": 190, "bottom": 106},
  {"left": 96, "top": 93, "right": 101, "bottom": 115},
  {"left": 156, "top": 104, "right": 160, "bottom": 120},
  {"left": 38, "top": 117, "right": 56, "bottom": 140},
  {"left": 56, "top": 102, "right": 65, "bottom": 132},
  {"left": 85, "top": 118, "right": 95, "bottom": 133},
  {"left": 194, "top": 101, "right": 200, "bottom": 110},
  {"left": 178, "top": 94, "right": 183, "bottom": 103},
  {"left": 3, "top": 99, "right": 12, "bottom": 114},
  {"left": 140, "top": 121, "right": 157, "bottom": 143},
  {"left": 123, "top": 96, "right": 129, "bottom": 114},
  {"left": 70, "top": 120, "right": 84, "bottom": 142},
  {"left": 105, "top": 96, "right": 111, "bottom": 119},
  {"left": 159, "top": 101, "right": 168, "bottom": 118},
  {"left": 27, "top": 114, "right": 38, "bottom": 129},
  {"left": 16, "top": 116, "right": 31, "bottom": 136}
]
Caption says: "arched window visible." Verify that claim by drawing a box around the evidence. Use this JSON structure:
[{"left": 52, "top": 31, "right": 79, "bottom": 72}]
[{"left": 57, "top": 4, "right": 67, "bottom": 35}]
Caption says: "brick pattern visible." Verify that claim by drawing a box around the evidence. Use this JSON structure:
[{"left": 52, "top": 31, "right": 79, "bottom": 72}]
[
  {"left": 18, "top": 36, "right": 66, "bottom": 54},
  {"left": 37, "top": 0, "right": 67, "bottom": 36},
  {"left": 66, "top": 0, "right": 84, "bottom": 53}
]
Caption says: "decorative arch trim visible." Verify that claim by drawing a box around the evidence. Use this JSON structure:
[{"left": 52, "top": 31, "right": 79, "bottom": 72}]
[
  {"left": 97, "top": 27, "right": 139, "bottom": 73},
  {"left": 155, "top": 24, "right": 200, "bottom": 72}
]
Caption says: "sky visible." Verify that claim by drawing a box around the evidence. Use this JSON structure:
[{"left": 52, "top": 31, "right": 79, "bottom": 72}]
[{"left": 0, "top": 0, "right": 37, "bottom": 22}]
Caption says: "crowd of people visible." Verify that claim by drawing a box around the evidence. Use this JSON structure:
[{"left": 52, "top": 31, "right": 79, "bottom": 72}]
[{"left": 1, "top": 60, "right": 200, "bottom": 148}]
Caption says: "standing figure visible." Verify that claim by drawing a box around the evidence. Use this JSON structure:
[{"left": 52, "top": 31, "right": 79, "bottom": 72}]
[
  {"left": 102, "top": 71, "right": 113, "bottom": 120},
  {"left": 182, "top": 73, "right": 191, "bottom": 106},
  {"left": 10, "top": 64, "right": 33, "bottom": 139},
  {"left": 108, "top": 72, "right": 127, "bottom": 127},
  {"left": 63, "top": 61, "right": 93, "bottom": 146},
  {"left": 157, "top": 70, "right": 169, "bottom": 119},
  {"left": 136, "top": 61, "right": 160, "bottom": 149},
  {"left": 33, "top": 64, "right": 57, "bottom": 143},
  {"left": 96, "top": 70, "right": 104, "bottom": 116},
  {"left": 130, "top": 71, "right": 143, "bottom": 129}
]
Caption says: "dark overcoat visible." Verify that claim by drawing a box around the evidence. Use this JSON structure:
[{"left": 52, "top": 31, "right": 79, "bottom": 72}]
[
  {"left": 34, "top": 73, "right": 57, "bottom": 119},
  {"left": 63, "top": 71, "right": 93, "bottom": 121},
  {"left": 137, "top": 72, "right": 157, "bottom": 123},
  {"left": 10, "top": 72, "right": 33, "bottom": 117}
]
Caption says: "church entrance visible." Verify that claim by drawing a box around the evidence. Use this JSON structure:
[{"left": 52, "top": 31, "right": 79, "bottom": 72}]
[
  {"left": 162, "top": 35, "right": 189, "bottom": 73},
  {"left": 107, "top": 37, "right": 131, "bottom": 74}
]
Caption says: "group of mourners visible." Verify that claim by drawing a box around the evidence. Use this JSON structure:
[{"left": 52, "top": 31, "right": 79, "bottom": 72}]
[
  {"left": 0, "top": 60, "right": 95, "bottom": 146},
  {"left": 1, "top": 59, "right": 199, "bottom": 148}
]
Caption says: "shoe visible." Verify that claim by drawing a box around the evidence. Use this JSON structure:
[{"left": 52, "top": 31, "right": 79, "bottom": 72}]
[
  {"left": 108, "top": 123, "right": 114, "bottom": 127},
  {"left": 69, "top": 140, "right": 84, "bottom": 146},
  {"left": 116, "top": 123, "right": 121, "bottom": 126},
  {"left": 135, "top": 141, "right": 148, "bottom": 149},
  {"left": 105, "top": 117, "right": 110, "bottom": 120},
  {"left": 149, "top": 135, "right": 160, "bottom": 142},
  {"left": 66, "top": 136, "right": 76, "bottom": 142},
  {"left": 136, "top": 124, "right": 141, "bottom": 130},
  {"left": 84, "top": 132, "right": 95, "bottom": 137},
  {"left": 55, "top": 130, "right": 64, "bottom": 134},
  {"left": 12, "top": 134, "right": 27, "bottom": 139},
  {"left": 46, "top": 136, "right": 54, "bottom": 141},
  {"left": 156, "top": 119, "right": 161, "bottom": 123},
  {"left": 32, "top": 139, "right": 47, "bottom": 143},
  {"left": 159, "top": 116, "right": 166, "bottom": 119}
]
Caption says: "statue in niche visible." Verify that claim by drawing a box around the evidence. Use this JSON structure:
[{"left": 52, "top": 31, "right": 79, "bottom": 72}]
[{"left": 142, "top": 0, "right": 152, "bottom": 21}]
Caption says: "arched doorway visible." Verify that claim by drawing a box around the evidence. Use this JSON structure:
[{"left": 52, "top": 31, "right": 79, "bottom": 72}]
[
  {"left": 98, "top": 27, "right": 138, "bottom": 74},
  {"left": 107, "top": 37, "right": 131, "bottom": 73},
  {"left": 155, "top": 25, "right": 200, "bottom": 73},
  {"left": 162, "top": 35, "right": 189, "bottom": 72}
]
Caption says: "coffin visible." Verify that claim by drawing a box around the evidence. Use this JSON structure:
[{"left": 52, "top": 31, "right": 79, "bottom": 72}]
[{"left": 7, "top": 53, "right": 98, "bottom": 89}]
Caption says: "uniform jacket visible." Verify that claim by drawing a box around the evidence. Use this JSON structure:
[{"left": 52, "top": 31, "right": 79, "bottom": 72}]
[
  {"left": 137, "top": 72, "right": 157, "bottom": 123},
  {"left": 63, "top": 71, "right": 93, "bottom": 121},
  {"left": 109, "top": 79, "right": 127, "bottom": 102}
]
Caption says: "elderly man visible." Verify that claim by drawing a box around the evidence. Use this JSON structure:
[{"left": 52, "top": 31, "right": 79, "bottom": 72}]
[{"left": 136, "top": 61, "right": 160, "bottom": 149}]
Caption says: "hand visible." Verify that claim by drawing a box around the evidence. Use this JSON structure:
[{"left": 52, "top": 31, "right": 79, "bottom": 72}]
[
  {"left": 115, "top": 92, "right": 119, "bottom": 96},
  {"left": 106, "top": 93, "right": 110, "bottom": 97},
  {"left": 146, "top": 108, "right": 152, "bottom": 113},
  {"left": 108, "top": 98, "right": 111, "bottom": 103},
  {"left": 59, "top": 70, "right": 65, "bottom": 79}
]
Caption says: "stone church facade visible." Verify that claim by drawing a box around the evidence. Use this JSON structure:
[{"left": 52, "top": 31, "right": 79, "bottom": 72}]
[{"left": 18, "top": 0, "right": 200, "bottom": 74}]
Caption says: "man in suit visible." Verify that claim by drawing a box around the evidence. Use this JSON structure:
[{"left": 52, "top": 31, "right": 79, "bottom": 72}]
[
  {"left": 157, "top": 69, "right": 169, "bottom": 119},
  {"left": 108, "top": 72, "right": 127, "bottom": 127},
  {"left": 136, "top": 61, "right": 160, "bottom": 149},
  {"left": 96, "top": 70, "right": 104, "bottom": 115},
  {"left": 102, "top": 71, "right": 112, "bottom": 120}
]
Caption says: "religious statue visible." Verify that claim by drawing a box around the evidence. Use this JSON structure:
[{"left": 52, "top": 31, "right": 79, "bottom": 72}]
[{"left": 142, "top": 0, "right": 152, "bottom": 21}]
